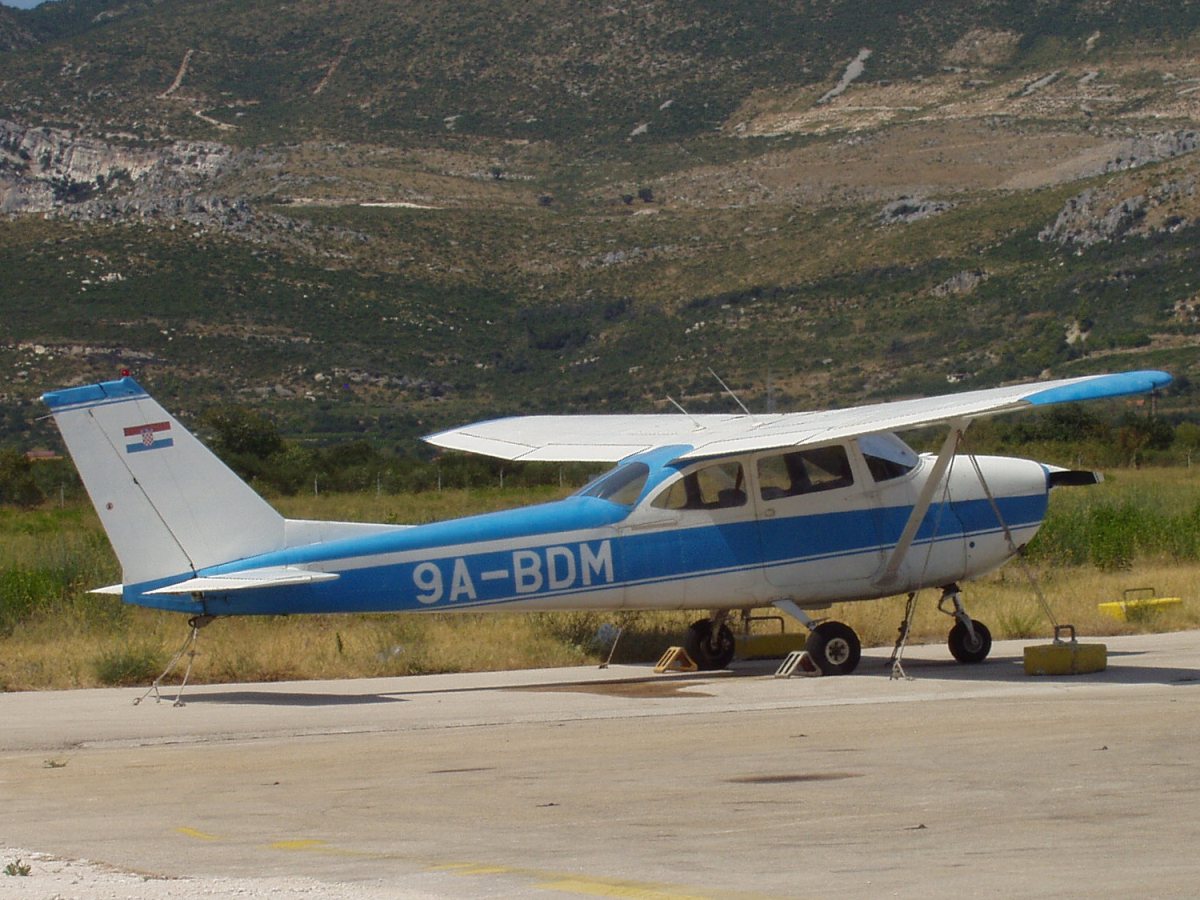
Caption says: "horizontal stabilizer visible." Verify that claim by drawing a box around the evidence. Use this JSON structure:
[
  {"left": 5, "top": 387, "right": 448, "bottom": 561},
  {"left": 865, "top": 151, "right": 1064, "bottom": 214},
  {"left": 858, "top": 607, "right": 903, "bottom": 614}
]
[
  {"left": 89, "top": 583, "right": 126, "bottom": 596},
  {"left": 145, "top": 567, "right": 340, "bottom": 595}
]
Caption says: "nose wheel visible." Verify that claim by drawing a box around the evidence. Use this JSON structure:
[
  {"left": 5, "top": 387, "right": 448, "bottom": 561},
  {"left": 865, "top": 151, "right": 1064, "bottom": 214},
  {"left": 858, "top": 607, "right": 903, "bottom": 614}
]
[
  {"left": 940, "top": 584, "right": 992, "bottom": 664},
  {"left": 948, "top": 618, "right": 992, "bottom": 663}
]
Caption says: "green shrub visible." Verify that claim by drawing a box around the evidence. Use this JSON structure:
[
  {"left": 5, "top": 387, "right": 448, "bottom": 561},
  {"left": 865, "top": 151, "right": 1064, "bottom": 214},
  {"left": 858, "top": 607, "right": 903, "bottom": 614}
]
[
  {"left": 93, "top": 644, "right": 165, "bottom": 686},
  {"left": 4, "top": 859, "right": 31, "bottom": 877},
  {"left": 0, "top": 567, "right": 63, "bottom": 636}
]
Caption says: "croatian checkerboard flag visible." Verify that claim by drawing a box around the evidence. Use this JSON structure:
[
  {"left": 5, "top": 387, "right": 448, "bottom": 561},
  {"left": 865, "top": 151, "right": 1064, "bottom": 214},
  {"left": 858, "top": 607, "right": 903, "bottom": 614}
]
[{"left": 124, "top": 421, "right": 174, "bottom": 454}]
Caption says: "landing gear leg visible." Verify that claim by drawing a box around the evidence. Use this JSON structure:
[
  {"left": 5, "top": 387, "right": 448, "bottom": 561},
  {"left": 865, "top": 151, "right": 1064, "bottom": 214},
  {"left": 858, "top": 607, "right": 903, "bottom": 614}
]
[
  {"left": 683, "top": 611, "right": 735, "bottom": 671},
  {"left": 938, "top": 584, "right": 992, "bottom": 664},
  {"left": 888, "top": 592, "right": 919, "bottom": 667},
  {"left": 134, "top": 614, "right": 216, "bottom": 707},
  {"left": 885, "top": 592, "right": 922, "bottom": 680}
]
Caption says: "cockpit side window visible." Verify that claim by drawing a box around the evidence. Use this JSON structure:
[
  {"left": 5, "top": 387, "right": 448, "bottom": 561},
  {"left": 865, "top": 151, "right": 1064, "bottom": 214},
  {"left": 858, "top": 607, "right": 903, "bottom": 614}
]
[
  {"left": 576, "top": 462, "right": 650, "bottom": 506},
  {"left": 651, "top": 461, "right": 746, "bottom": 511},
  {"left": 859, "top": 433, "right": 918, "bottom": 483},
  {"left": 757, "top": 446, "right": 853, "bottom": 500}
]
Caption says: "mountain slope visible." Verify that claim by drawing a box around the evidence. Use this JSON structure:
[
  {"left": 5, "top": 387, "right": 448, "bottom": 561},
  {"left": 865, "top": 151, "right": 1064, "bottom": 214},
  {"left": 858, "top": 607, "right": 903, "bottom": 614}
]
[
  {"left": 1, "top": 0, "right": 1199, "bottom": 450},
  {"left": 3, "top": 0, "right": 1198, "bottom": 144}
]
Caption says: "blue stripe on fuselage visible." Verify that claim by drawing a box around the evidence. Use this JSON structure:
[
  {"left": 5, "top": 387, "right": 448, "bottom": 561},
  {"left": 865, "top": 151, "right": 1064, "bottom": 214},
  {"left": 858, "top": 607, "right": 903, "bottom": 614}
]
[{"left": 124, "top": 491, "right": 1048, "bottom": 616}]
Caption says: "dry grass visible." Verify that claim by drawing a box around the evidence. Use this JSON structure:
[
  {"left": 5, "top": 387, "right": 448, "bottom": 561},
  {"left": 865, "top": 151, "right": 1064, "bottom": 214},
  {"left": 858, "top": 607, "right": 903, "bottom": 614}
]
[
  {"left": 2, "top": 472, "right": 1199, "bottom": 691},
  {"left": 0, "top": 609, "right": 598, "bottom": 691},
  {"left": 3, "top": 561, "right": 1193, "bottom": 692}
]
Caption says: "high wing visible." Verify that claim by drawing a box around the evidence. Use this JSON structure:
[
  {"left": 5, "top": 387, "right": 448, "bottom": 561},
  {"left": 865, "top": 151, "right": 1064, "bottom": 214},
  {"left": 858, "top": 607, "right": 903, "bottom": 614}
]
[{"left": 425, "top": 370, "right": 1172, "bottom": 462}]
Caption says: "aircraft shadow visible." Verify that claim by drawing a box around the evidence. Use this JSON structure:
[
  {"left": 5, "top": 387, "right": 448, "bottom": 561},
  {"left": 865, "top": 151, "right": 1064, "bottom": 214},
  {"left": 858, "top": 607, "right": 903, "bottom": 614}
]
[
  {"left": 178, "top": 690, "right": 409, "bottom": 707},
  {"left": 845, "top": 649, "right": 1200, "bottom": 688},
  {"left": 158, "top": 648, "right": 1200, "bottom": 706}
]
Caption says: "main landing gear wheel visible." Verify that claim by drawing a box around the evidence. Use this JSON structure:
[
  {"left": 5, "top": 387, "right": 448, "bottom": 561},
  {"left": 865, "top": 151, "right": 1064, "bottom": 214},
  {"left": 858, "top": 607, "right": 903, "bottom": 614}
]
[
  {"left": 805, "top": 621, "right": 862, "bottom": 675},
  {"left": 683, "top": 619, "right": 736, "bottom": 670},
  {"left": 948, "top": 619, "right": 992, "bottom": 663}
]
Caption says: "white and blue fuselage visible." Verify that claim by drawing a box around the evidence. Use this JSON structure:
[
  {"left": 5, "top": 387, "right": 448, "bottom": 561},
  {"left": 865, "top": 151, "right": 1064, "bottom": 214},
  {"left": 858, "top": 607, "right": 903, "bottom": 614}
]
[{"left": 124, "top": 441, "right": 1050, "bottom": 619}]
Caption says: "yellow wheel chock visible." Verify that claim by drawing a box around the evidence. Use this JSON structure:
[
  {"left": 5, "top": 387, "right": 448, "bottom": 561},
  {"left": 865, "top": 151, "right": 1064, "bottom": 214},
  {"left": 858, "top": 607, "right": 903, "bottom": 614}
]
[{"left": 654, "top": 646, "right": 698, "bottom": 673}]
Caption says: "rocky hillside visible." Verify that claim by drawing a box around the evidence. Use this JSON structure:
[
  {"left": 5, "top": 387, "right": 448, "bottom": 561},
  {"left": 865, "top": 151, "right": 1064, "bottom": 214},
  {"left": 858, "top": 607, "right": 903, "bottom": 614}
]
[
  {"left": 0, "top": 7, "right": 36, "bottom": 52},
  {"left": 1, "top": 1, "right": 1198, "bottom": 448},
  {"left": 3, "top": 0, "right": 1196, "bottom": 145}
]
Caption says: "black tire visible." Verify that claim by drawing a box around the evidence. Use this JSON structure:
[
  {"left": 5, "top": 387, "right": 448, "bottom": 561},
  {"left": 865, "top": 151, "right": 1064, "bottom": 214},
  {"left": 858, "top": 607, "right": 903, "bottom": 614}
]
[
  {"left": 683, "top": 619, "right": 736, "bottom": 670},
  {"left": 805, "top": 621, "right": 861, "bottom": 675},
  {"left": 948, "top": 619, "right": 992, "bottom": 663}
]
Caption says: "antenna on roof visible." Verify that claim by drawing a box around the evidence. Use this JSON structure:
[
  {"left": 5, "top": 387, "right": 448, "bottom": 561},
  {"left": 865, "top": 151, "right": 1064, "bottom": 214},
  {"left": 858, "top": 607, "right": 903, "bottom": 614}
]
[
  {"left": 709, "top": 368, "right": 752, "bottom": 416},
  {"left": 766, "top": 349, "right": 775, "bottom": 414},
  {"left": 665, "top": 395, "right": 704, "bottom": 429}
]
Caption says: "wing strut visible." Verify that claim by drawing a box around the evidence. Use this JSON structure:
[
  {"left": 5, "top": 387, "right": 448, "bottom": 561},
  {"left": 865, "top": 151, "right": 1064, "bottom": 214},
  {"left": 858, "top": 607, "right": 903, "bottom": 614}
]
[{"left": 877, "top": 418, "right": 968, "bottom": 589}]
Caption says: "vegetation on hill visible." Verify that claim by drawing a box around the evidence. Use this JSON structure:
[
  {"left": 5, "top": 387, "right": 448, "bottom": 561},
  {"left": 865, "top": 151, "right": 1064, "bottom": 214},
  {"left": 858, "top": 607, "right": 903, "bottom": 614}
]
[
  {"left": 0, "top": 0, "right": 1198, "bottom": 452},
  {"left": 5, "top": 1, "right": 1197, "bottom": 144}
]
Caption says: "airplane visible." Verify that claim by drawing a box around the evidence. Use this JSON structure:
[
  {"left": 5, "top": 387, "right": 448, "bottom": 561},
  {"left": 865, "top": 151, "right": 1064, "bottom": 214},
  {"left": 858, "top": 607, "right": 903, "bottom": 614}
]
[{"left": 42, "top": 368, "right": 1170, "bottom": 679}]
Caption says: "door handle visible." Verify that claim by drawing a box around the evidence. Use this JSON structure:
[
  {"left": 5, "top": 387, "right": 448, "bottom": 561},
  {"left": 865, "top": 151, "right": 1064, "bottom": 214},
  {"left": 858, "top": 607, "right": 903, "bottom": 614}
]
[{"left": 622, "top": 519, "right": 676, "bottom": 531}]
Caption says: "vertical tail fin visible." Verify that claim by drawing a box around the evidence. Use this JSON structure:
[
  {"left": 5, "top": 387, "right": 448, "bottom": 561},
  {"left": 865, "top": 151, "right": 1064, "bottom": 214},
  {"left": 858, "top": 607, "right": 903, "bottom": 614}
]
[{"left": 43, "top": 377, "right": 285, "bottom": 586}]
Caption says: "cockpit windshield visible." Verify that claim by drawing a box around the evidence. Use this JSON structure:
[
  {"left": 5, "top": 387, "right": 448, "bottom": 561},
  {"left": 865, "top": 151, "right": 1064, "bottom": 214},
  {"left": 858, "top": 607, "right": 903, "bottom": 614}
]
[
  {"left": 574, "top": 462, "right": 650, "bottom": 506},
  {"left": 859, "top": 433, "right": 919, "bottom": 482}
]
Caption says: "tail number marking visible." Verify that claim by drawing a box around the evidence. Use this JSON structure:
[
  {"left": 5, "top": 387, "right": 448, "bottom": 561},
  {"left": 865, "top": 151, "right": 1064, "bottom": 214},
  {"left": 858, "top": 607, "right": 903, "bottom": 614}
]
[{"left": 413, "top": 540, "right": 613, "bottom": 605}]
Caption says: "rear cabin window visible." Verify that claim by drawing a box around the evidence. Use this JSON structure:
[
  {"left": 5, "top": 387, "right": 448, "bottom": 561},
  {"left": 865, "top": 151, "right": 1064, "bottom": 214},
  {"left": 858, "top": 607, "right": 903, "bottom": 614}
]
[
  {"left": 652, "top": 461, "right": 747, "bottom": 511},
  {"left": 757, "top": 447, "right": 853, "bottom": 500}
]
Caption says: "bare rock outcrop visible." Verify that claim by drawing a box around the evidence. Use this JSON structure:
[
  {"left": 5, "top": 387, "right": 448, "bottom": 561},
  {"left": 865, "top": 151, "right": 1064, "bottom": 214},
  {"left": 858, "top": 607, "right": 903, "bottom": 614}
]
[
  {"left": 1101, "top": 130, "right": 1200, "bottom": 175},
  {"left": 1039, "top": 176, "right": 1196, "bottom": 249},
  {"left": 0, "top": 118, "right": 257, "bottom": 232},
  {"left": 878, "top": 196, "right": 953, "bottom": 225},
  {"left": 1038, "top": 131, "right": 1199, "bottom": 249},
  {"left": 932, "top": 269, "right": 988, "bottom": 297}
]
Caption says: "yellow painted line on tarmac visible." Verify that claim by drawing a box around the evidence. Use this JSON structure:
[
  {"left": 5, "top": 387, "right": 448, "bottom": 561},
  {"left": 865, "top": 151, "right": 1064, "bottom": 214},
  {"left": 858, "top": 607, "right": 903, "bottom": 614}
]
[
  {"left": 176, "top": 827, "right": 222, "bottom": 842},
  {"left": 177, "top": 827, "right": 370, "bottom": 858},
  {"left": 268, "top": 838, "right": 379, "bottom": 858},
  {"left": 433, "top": 863, "right": 709, "bottom": 896},
  {"left": 536, "top": 877, "right": 710, "bottom": 899},
  {"left": 270, "top": 839, "right": 330, "bottom": 851},
  {"left": 174, "top": 831, "right": 738, "bottom": 899},
  {"left": 427, "top": 860, "right": 523, "bottom": 875}
]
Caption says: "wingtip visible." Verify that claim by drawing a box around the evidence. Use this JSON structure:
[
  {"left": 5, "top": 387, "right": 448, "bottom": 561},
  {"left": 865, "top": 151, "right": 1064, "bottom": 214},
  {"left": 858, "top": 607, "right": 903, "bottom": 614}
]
[{"left": 1026, "top": 369, "right": 1173, "bottom": 407}]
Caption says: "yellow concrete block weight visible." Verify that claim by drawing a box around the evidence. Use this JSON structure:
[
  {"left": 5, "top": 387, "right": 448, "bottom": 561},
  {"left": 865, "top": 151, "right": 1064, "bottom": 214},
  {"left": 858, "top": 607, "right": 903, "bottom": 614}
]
[
  {"left": 734, "top": 632, "right": 807, "bottom": 660},
  {"left": 1024, "top": 626, "right": 1107, "bottom": 676}
]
